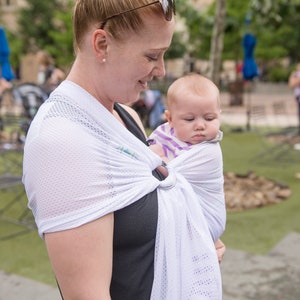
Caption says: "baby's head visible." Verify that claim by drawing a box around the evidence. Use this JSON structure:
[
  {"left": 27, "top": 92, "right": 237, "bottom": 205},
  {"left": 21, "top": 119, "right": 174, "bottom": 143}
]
[{"left": 165, "top": 73, "right": 221, "bottom": 144}]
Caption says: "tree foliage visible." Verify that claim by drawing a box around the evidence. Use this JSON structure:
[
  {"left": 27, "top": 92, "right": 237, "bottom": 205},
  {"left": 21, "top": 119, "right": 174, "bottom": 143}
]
[
  {"left": 165, "top": 30, "right": 187, "bottom": 60},
  {"left": 250, "top": 0, "right": 300, "bottom": 63},
  {"left": 176, "top": 0, "right": 300, "bottom": 65},
  {"left": 175, "top": 0, "right": 206, "bottom": 57},
  {"left": 46, "top": 0, "right": 74, "bottom": 68}
]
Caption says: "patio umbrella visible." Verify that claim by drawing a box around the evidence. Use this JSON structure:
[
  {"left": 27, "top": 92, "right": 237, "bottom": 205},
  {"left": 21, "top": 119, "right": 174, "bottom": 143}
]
[
  {"left": 242, "top": 33, "right": 258, "bottom": 131},
  {"left": 242, "top": 33, "right": 258, "bottom": 80},
  {"left": 0, "top": 26, "right": 15, "bottom": 81}
]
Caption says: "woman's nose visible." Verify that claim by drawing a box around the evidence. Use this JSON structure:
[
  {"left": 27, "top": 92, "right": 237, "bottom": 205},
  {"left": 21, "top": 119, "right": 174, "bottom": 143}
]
[{"left": 153, "top": 57, "right": 166, "bottom": 78}]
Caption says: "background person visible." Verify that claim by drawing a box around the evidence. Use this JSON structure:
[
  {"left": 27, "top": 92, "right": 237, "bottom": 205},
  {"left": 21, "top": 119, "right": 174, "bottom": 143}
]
[
  {"left": 288, "top": 63, "right": 300, "bottom": 134},
  {"left": 36, "top": 50, "right": 66, "bottom": 95},
  {"left": 149, "top": 73, "right": 226, "bottom": 241},
  {"left": 0, "top": 77, "right": 13, "bottom": 140},
  {"left": 0, "top": 77, "right": 12, "bottom": 97},
  {"left": 23, "top": 1, "right": 225, "bottom": 299},
  {"left": 143, "top": 89, "right": 166, "bottom": 129}
]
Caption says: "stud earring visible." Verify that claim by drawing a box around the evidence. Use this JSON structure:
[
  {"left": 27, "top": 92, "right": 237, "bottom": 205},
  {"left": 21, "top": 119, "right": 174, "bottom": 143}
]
[{"left": 102, "top": 58, "right": 106, "bottom": 63}]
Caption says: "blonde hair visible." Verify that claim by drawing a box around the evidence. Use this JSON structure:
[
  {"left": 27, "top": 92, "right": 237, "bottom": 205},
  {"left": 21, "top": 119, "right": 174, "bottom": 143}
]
[
  {"left": 73, "top": 0, "right": 164, "bottom": 51},
  {"left": 167, "top": 73, "right": 220, "bottom": 109}
]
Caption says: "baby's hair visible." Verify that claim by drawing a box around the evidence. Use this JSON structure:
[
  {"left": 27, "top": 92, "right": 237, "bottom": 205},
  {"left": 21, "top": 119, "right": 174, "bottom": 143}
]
[{"left": 167, "top": 73, "right": 220, "bottom": 109}]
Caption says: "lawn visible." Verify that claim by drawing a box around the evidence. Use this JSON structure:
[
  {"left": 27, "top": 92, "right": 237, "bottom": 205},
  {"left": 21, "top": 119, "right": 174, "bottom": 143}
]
[
  {"left": 0, "top": 126, "right": 300, "bottom": 286},
  {"left": 220, "top": 126, "right": 300, "bottom": 254}
]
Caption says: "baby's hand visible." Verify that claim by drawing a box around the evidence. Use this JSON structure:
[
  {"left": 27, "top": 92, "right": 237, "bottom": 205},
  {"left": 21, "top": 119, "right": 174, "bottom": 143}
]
[
  {"left": 149, "top": 144, "right": 169, "bottom": 163},
  {"left": 215, "top": 239, "right": 226, "bottom": 263}
]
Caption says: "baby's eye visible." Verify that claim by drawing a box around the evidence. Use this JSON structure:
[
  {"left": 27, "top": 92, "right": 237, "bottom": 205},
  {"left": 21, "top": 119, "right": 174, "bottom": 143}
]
[
  {"left": 184, "top": 117, "right": 194, "bottom": 122},
  {"left": 205, "top": 116, "right": 216, "bottom": 121}
]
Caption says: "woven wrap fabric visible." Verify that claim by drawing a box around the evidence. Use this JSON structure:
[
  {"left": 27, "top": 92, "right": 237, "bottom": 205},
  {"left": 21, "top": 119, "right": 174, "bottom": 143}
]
[
  {"left": 23, "top": 81, "right": 222, "bottom": 299},
  {"left": 149, "top": 124, "right": 226, "bottom": 241}
]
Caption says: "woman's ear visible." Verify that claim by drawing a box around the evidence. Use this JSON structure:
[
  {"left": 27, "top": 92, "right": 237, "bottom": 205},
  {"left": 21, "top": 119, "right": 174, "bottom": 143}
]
[{"left": 92, "top": 29, "right": 108, "bottom": 62}]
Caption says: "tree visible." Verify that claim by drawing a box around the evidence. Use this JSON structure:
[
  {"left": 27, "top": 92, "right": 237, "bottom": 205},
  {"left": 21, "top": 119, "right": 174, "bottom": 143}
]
[{"left": 207, "top": 0, "right": 227, "bottom": 84}]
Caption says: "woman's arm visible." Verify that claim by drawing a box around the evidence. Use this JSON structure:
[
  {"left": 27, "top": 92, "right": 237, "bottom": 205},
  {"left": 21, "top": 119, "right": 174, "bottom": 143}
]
[
  {"left": 45, "top": 213, "right": 114, "bottom": 300},
  {"left": 288, "top": 72, "right": 300, "bottom": 89}
]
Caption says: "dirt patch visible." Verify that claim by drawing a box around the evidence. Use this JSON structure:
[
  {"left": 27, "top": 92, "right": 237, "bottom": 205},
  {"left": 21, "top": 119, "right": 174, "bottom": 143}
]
[
  {"left": 267, "top": 132, "right": 300, "bottom": 145},
  {"left": 224, "top": 171, "right": 291, "bottom": 211}
]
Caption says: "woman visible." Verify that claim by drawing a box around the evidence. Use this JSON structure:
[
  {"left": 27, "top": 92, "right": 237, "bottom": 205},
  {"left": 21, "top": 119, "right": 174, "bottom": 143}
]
[{"left": 23, "top": 1, "right": 225, "bottom": 299}]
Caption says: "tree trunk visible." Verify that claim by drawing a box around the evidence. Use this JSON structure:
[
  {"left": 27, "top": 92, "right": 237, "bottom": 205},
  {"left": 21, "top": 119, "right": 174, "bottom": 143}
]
[{"left": 208, "top": 0, "right": 227, "bottom": 86}]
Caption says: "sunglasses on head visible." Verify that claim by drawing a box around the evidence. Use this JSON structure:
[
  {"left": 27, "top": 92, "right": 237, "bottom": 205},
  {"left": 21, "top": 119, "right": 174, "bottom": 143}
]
[{"left": 99, "top": 0, "right": 176, "bottom": 29}]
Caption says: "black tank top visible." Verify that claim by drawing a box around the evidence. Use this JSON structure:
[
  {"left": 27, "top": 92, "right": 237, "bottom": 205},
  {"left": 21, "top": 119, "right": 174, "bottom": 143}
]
[{"left": 110, "top": 104, "right": 163, "bottom": 299}]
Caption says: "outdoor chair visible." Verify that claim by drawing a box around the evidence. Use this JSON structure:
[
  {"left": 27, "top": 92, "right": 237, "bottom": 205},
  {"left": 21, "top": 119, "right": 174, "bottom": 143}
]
[
  {"left": 272, "top": 101, "right": 297, "bottom": 133},
  {"left": 0, "top": 143, "right": 35, "bottom": 241}
]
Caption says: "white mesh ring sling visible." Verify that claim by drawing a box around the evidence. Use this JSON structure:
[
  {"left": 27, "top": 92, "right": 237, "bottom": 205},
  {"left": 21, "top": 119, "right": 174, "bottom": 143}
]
[{"left": 23, "top": 81, "right": 222, "bottom": 299}]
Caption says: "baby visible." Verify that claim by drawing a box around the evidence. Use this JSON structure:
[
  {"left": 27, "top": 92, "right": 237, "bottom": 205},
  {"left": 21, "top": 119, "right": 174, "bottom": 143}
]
[{"left": 148, "top": 73, "right": 225, "bottom": 241}]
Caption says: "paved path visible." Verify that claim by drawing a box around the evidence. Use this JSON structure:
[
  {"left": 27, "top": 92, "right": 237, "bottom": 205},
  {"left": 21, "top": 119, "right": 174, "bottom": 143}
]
[
  {"left": 221, "top": 232, "right": 300, "bottom": 300},
  {"left": 220, "top": 88, "right": 298, "bottom": 128},
  {"left": 0, "top": 271, "right": 61, "bottom": 300}
]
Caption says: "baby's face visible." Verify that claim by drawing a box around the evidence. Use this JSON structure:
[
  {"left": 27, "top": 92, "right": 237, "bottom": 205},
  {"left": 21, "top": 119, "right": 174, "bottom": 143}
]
[{"left": 166, "top": 91, "right": 220, "bottom": 145}]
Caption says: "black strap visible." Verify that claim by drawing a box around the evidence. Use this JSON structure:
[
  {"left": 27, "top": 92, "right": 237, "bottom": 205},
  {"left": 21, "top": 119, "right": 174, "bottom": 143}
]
[
  {"left": 114, "top": 103, "right": 148, "bottom": 145},
  {"left": 56, "top": 278, "right": 64, "bottom": 299}
]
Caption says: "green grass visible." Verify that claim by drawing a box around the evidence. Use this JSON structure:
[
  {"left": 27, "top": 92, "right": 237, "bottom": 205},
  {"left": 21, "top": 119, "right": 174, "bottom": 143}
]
[
  {"left": 1, "top": 127, "right": 300, "bottom": 285},
  {"left": 0, "top": 228, "right": 56, "bottom": 285},
  {"left": 0, "top": 150, "right": 57, "bottom": 286},
  {"left": 220, "top": 125, "right": 300, "bottom": 254}
]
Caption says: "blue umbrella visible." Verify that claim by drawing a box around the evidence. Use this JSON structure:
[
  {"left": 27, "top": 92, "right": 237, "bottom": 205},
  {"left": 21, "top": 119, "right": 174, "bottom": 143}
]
[
  {"left": 242, "top": 33, "right": 258, "bottom": 80},
  {"left": 242, "top": 33, "right": 259, "bottom": 131},
  {"left": 0, "top": 26, "right": 15, "bottom": 81}
]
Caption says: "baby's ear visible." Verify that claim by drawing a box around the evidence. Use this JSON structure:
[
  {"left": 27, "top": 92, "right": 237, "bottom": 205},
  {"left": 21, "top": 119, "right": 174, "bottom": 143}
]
[{"left": 164, "top": 110, "right": 171, "bottom": 123}]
